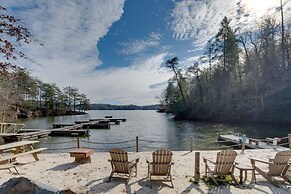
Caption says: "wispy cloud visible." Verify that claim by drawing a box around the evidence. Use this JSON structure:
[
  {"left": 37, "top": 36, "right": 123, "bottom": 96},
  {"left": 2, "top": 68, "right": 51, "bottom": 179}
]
[
  {"left": 5, "top": 0, "right": 289, "bottom": 105},
  {"left": 120, "top": 32, "right": 162, "bottom": 55},
  {"left": 77, "top": 53, "right": 171, "bottom": 105},
  {"left": 2, "top": 1, "right": 173, "bottom": 105},
  {"left": 170, "top": 0, "right": 291, "bottom": 51},
  {"left": 3, "top": 0, "right": 125, "bottom": 72}
]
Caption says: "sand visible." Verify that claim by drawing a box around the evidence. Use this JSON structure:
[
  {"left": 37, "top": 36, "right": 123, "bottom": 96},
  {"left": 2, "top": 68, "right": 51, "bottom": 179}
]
[{"left": 0, "top": 148, "right": 290, "bottom": 193}]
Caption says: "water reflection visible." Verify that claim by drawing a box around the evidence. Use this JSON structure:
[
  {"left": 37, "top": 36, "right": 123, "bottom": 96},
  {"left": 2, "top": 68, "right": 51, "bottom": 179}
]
[{"left": 16, "top": 110, "right": 291, "bottom": 152}]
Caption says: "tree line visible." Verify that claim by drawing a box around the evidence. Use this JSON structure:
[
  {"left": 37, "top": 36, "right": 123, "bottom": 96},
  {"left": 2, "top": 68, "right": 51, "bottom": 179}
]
[
  {"left": 0, "top": 68, "right": 90, "bottom": 121},
  {"left": 0, "top": 6, "right": 90, "bottom": 121},
  {"left": 162, "top": 15, "right": 291, "bottom": 124},
  {"left": 90, "top": 103, "right": 159, "bottom": 110}
]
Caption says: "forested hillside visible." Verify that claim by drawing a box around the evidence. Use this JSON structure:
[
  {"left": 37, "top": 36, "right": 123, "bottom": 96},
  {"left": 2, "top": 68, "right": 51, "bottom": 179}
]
[
  {"left": 162, "top": 16, "right": 291, "bottom": 124},
  {"left": 90, "top": 104, "right": 159, "bottom": 110}
]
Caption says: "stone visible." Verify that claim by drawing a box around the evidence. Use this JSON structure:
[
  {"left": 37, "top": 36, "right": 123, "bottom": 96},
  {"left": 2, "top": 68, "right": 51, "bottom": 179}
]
[
  {"left": 60, "top": 186, "right": 91, "bottom": 194},
  {"left": 0, "top": 177, "right": 59, "bottom": 194}
]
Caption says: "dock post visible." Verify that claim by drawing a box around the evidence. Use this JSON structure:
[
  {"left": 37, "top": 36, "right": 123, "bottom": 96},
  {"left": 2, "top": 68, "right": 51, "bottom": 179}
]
[
  {"left": 241, "top": 135, "right": 246, "bottom": 153},
  {"left": 194, "top": 152, "right": 200, "bottom": 181},
  {"left": 242, "top": 142, "right": 245, "bottom": 152},
  {"left": 189, "top": 136, "right": 193, "bottom": 152},
  {"left": 77, "top": 137, "right": 80, "bottom": 148},
  {"left": 289, "top": 134, "right": 291, "bottom": 149},
  {"left": 136, "top": 136, "right": 139, "bottom": 153}
]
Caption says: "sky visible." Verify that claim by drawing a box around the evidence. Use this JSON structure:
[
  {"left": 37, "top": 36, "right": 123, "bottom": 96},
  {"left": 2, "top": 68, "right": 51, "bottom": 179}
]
[{"left": 2, "top": 0, "right": 291, "bottom": 105}]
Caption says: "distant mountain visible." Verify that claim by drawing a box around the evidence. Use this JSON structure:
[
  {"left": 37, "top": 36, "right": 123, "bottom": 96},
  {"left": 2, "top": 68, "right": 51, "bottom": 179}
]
[{"left": 90, "top": 103, "right": 160, "bottom": 110}]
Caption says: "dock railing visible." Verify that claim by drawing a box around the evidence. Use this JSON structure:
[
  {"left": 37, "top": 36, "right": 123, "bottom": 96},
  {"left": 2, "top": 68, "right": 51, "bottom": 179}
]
[
  {"left": 0, "top": 123, "right": 26, "bottom": 134},
  {"left": 41, "top": 136, "right": 196, "bottom": 153},
  {"left": 39, "top": 134, "right": 291, "bottom": 153}
]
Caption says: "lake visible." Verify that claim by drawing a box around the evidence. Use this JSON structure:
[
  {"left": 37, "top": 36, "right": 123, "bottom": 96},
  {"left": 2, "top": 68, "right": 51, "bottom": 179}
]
[{"left": 17, "top": 110, "right": 291, "bottom": 152}]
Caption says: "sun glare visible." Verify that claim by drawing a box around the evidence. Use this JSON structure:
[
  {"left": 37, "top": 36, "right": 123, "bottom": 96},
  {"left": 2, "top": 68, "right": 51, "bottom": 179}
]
[{"left": 244, "top": 0, "right": 278, "bottom": 15}]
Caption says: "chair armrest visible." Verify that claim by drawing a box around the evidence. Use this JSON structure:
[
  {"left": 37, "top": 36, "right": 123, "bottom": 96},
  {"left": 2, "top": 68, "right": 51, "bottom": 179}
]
[
  {"left": 129, "top": 157, "right": 140, "bottom": 163},
  {"left": 146, "top": 157, "right": 151, "bottom": 164},
  {"left": 249, "top": 157, "right": 272, "bottom": 165},
  {"left": 202, "top": 157, "right": 215, "bottom": 164}
]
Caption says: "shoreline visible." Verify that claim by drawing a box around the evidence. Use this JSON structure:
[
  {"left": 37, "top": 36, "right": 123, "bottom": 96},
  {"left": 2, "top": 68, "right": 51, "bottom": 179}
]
[{"left": 0, "top": 149, "right": 290, "bottom": 193}]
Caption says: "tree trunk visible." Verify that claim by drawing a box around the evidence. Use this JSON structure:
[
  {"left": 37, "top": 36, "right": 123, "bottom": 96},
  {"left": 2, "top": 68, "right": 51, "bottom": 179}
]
[
  {"left": 280, "top": 0, "right": 286, "bottom": 68},
  {"left": 196, "top": 73, "right": 203, "bottom": 104},
  {"left": 172, "top": 67, "right": 187, "bottom": 107}
]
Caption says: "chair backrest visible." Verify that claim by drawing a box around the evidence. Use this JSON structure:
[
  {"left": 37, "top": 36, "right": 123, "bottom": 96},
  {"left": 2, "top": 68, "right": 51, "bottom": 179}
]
[
  {"left": 214, "top": 150, "right": 237, "bottom": 175},
  {"left": 109, "top": 148, "right": 129, "bottom": 173},
  {"left": 268, "top": 150, "right": 291, "bottom": 176},
  {"left": 151, "top": 149, "right": 173, "bottom": 175}
]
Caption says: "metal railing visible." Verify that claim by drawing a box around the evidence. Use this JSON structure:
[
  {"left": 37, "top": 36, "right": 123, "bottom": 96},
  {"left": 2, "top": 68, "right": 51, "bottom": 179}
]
[{"left": 0, "top": 123, "right": 26, "bottom": 134}]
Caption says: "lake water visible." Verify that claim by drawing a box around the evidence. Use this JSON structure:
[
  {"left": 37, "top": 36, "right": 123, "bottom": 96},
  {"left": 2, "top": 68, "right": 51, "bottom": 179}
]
[{"left": 17, "top": 110, "right": 291, "bottom": 152}]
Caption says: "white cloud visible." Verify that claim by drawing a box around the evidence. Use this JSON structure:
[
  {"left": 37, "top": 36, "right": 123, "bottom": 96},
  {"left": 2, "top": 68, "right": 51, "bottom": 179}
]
[
  {"left": 74, "top": 53, "right": 172, "bottom": 105},
  {"left": 2, "top": 0, "right": 125, "bottom": 71},
  {"left": 170, "top": 0, "right": 291, "bottom": 50},
  {"left": 120, "top": 32, "right": 162, "bottom": 55},
  {"left": 2, "top": 1, "right": 174, "bottom": 105},
  {"left": 6, "top": 0, "right": 288, "bottom": 105}
]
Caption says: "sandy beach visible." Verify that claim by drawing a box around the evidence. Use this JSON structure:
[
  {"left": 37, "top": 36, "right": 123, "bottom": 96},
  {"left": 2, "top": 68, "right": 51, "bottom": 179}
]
[{"left": 0, "top": 148, "right": 291, "bottom": 193}]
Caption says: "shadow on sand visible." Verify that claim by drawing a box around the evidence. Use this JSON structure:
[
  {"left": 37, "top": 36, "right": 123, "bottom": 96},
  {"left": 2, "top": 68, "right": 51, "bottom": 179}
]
[
  {"left": 88, "top": 176, "right": 176, "bottom": 194},
  {"left": 48, "top": 162, "right": 79, "bottom": 171},
  {"left": 253, "top": 181, "right": 291, "bottom": 194}
]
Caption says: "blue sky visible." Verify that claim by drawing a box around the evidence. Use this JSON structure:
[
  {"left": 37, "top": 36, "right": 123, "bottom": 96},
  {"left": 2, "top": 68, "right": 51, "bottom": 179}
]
[{"left": 2, "top": 0, "right": 291, "bottom": 105}]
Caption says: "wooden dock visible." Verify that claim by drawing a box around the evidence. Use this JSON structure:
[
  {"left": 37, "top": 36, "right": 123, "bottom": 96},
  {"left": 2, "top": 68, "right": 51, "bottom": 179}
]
[
  {"left": 0, "top": 124, "right": 89, "bottom": 143},
  {"left": 89, "top": 118, "right": 126, "bottom": 122},
  {"left": 52, "top": 124, "right": 74, "bottom": 128},
  {"left": 0, "top": 116, "right": 126, "bottom": 142},
  {"left": 1, "top": 129, "right": 50, "bottom": 143},
  {"left": 75, "top": 118, "right": 126, "bottom": 128},
  {"left": 50, "top": 123, "right": 90, "bottom": 136},
  {"left": 49, "top": 129, "right": 88, "bottom": 136},
  {"left": 218, "top": 134, "right": 288, "bottom": 150},
  {"left": 82, "top": 122, "right": 110, "bottom": 129}
]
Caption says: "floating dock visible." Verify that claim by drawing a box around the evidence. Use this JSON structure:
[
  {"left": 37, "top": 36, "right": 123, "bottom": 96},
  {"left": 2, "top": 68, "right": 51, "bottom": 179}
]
[
  {"left": 0, "top": 124, "right": 88, "bottom": 143},
  {"left": 82, "top": 123, "right": 110, "bottom": 129},
  {"left": 218, "top": 134, "right": 288, "bottom": 150},
  {"left": 49, "top": 129, "right": 88, "bottom": 136},
  {"left": 49, "top": 124, "right": 89, "bottom": 136},
  {"left": 1, "top": 129, "right": 50, "bottom": 143},
  {"left": 0, "top": 116, "right": 126, "bottom": 142},
  {"left": 89, "top": 118, "right": 126, "bottom": 122},
  {"left": 52, "top": 124, "right": 74, "bottom": 128}
]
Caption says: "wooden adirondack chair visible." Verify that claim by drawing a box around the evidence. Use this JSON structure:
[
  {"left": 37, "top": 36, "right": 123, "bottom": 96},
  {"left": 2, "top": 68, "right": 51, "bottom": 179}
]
[
  {"left": 203, "top": 150, "right": 238, "bottom": 186},
  {"left": 250, "top": 150, "right": 291, "bottom": 186},
  {"left": 108, "top": 148, "right": 139, "bottom": 183},
  {"left": 146, "top": 149, "right": 174, "bottom": 188}
]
